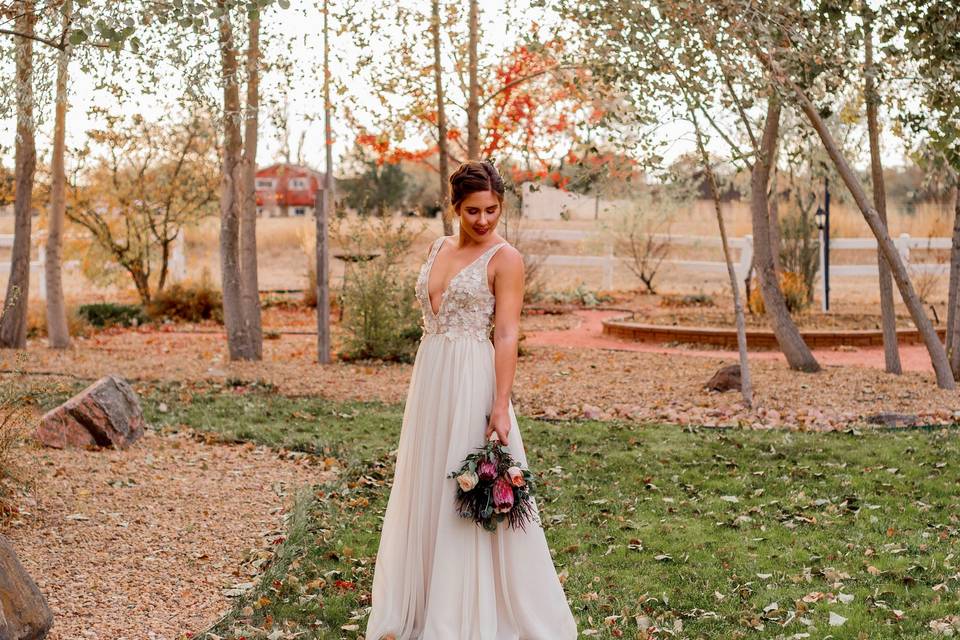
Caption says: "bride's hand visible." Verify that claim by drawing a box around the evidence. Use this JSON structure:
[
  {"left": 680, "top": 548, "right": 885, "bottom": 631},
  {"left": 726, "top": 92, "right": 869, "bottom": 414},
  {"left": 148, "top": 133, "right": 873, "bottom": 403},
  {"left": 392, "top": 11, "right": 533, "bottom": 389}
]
[{"left": 485, "top": 407, "right": 511, "bottom": 445}]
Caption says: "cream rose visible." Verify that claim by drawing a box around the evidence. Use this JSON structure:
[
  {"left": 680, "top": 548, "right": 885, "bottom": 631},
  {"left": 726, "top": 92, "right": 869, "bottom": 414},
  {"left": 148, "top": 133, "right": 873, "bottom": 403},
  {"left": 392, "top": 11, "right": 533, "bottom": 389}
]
[{"left": 456, "top": 470, "right": 479, "bottom": 492}]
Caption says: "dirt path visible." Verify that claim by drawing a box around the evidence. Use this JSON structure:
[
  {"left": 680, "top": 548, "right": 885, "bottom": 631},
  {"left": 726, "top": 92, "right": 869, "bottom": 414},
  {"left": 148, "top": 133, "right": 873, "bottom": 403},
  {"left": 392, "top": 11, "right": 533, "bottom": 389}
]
[
  {"left": 525, "top": 309, "right": 939, "bottom": 373},
  {"left": 4, "top": 430, "right": 330, "bottom": 640}
]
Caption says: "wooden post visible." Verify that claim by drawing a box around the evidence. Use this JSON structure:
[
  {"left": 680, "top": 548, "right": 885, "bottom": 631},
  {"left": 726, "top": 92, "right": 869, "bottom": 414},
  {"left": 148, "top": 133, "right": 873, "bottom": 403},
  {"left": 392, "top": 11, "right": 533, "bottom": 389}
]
[
  {"left": 603, "top": 240, "right": 614, "bottom": 290},
  {"left": 316, "top": 0, "right": 333, "bottom": 364},
  {"left": 316, "top": 189, "right": 330, "bottom": 363}
]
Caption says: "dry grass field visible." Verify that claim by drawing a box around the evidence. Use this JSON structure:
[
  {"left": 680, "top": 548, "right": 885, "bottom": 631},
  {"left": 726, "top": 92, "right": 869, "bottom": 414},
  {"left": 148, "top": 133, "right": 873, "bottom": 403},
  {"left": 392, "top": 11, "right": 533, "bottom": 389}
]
[{"left": 0, "top": 197, "right": 956, "bottom": 307}]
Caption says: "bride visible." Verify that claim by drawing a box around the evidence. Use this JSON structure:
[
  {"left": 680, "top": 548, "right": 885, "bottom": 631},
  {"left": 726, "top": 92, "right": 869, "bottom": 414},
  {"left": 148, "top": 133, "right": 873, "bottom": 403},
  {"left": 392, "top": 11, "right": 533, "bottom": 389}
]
[{"left": 365, "top": 160, "right": 578, "bottom": 639}]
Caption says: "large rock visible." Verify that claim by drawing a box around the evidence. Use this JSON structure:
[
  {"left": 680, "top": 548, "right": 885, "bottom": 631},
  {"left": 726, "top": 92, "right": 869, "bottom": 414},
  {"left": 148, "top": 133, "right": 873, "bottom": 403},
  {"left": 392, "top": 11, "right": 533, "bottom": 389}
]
[
  {"left": 705, "top": 364, "right": 741, "bottom": 392},
  {"left": 35, "top": 375, "right": 145, "bottom": 449},
  {"left": 865, "top": 412, "right": 919, "bottom": 428},
  {"left": 0, "top": 534, "right": 53, "bottom": 640}
]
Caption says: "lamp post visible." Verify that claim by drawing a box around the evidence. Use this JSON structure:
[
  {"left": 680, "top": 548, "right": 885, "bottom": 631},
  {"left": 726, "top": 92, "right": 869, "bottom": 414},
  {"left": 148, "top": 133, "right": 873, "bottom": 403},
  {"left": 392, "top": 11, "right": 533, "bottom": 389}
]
[{"left": 815, "top": 176, "right": 831, "bottom": 312}]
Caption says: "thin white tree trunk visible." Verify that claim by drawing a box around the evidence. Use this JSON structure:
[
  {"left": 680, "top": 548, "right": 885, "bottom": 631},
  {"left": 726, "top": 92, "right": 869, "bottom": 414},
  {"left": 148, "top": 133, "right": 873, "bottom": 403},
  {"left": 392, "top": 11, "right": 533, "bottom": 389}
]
[
  {"left": 751, "top": 95, "right": 821, "bottom": 372},
  {"left": 466, "top": 0, "right": 480, "bottom": 160},
  {"left": 218, "top": 3, "right": 252, "bottom": 360},
  {"left": 240, "top": 12, "right": 263, "bottom": 360},
  {"left": 0, "top": 4, "right": 36, "bottom": 349},
  {"left": 761, "top": 53, "right": 956, "bottom": 389},
  {"left": 692, "top": 118, "right": 752, "bottom": 407},
  {"left": 865, "top": 13, "right": 901, "bottom": 374},
  {"left": 433, "top": 0, "right": 452, "bottom": 235},
  {"left": 45, "top": 0, "right": 72, "bottom": 349}
]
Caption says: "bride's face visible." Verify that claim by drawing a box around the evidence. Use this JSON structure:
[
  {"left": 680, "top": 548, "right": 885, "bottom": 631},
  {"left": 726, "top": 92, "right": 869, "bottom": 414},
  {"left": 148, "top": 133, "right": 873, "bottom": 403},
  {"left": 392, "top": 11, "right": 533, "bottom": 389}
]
[{"left": 457, "top": 190, "right": 502, "bottom": 241}]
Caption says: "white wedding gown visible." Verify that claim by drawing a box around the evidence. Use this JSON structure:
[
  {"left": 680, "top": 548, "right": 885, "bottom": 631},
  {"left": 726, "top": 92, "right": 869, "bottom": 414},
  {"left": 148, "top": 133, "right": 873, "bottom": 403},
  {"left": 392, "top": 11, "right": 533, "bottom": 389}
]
[{"left": 365, "top": 237, "right": 578, "bottom": 640}]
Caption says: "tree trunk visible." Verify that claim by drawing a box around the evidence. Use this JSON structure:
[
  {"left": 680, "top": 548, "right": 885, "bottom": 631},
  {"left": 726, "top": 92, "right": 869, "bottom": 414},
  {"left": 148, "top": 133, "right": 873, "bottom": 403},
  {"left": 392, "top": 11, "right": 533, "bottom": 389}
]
[
  {"left": 751, "top": 95, "right": 820, "bottom": 372},
  {"left": 218, "top": 3, "right": 252, "bottom": 361},
  {"left": 763, "top": 55, "right": 955, "bottom": 389},
  {"left": 0, "top": 5, "right": 36, "bottom": 349},
  {"left": 316, "top": 0, "right": 332, "bottom": 364},
  {"left": 45, "top": 0, "right": 72, "bottom": 349},
  {"left": 240, "top": 12, "right": 263, "bottom": 360},
  {"left": 865, "top": 13, "right": 901, "bottom": 374},
  {"left": 948, "top": 184, "right": 960, "bottom": 379},
  {"left": 466, "top": 0, "right": 480, "bottom": 160},
  {"left": 433, "top": 0, "right": 452, "bottom": 235},
  {"left": 768, "top": 165, "right": 782, "bottom": 274},
  {"left": 692, "top": 118, "right": 752, "bottom": 407}
]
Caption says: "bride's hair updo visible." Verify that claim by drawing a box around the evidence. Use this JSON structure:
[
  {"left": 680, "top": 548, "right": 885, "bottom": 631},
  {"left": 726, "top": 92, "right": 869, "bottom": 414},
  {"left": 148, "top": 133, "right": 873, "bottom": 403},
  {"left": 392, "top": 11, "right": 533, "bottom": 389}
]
[{"left": 449, "top": 160, "right": 505, "bottom": 212}]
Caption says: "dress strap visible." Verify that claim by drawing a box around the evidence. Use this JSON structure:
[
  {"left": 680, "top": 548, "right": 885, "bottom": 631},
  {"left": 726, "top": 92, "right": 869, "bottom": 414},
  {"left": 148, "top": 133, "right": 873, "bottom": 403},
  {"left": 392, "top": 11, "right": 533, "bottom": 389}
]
[
  {"left": 480, "top": 242, "right": 509, "bottom": 268},
  {"left": 426, "top": 236, "right": 447, "bottom": 264}
]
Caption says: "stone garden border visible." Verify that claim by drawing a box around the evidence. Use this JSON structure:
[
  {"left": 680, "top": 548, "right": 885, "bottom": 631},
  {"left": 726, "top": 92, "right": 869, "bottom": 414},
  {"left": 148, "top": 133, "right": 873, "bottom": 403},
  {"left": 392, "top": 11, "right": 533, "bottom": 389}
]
[{"left": 602, "top": 314, "right": 948, "bottom": 350}]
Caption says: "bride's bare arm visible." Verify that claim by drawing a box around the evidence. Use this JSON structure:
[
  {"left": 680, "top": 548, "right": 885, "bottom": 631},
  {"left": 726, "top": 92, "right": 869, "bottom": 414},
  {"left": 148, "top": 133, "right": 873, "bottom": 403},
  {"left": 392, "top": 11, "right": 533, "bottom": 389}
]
[{"left": 486, "top": 246, "right": 525, "bottom": 445}]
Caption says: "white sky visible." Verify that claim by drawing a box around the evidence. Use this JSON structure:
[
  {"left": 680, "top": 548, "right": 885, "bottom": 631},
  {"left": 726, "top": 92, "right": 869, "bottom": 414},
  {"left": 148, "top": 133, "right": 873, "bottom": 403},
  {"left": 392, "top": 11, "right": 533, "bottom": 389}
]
[{"left": 0, "top": 0, "right": 905, "bottom": 178}]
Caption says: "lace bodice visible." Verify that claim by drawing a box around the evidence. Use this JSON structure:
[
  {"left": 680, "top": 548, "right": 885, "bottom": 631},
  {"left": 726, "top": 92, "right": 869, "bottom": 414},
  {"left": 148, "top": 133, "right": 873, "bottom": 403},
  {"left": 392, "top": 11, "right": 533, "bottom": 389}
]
[{"left": 415, "top": 237, "right": 508, "bottom": 341}]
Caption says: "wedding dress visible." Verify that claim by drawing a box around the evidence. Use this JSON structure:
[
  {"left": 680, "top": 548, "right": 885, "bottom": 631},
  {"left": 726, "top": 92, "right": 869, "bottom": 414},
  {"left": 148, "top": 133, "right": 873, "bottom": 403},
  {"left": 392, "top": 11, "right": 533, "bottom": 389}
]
[{"left": 365, "top": 237, "right": 578, "bottom": 640}]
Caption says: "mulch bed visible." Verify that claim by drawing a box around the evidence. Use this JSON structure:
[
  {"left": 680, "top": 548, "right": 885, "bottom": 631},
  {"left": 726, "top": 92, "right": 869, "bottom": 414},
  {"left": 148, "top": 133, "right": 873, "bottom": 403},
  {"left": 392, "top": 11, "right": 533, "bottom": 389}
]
[{"left": 3, "top": 429, "right": 330, "bottom": 640}]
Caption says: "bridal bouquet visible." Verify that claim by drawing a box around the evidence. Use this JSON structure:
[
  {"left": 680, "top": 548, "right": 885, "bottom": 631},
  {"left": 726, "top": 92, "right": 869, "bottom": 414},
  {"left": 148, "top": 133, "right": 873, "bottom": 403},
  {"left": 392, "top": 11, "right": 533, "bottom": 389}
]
[{"left": 449, "top": 435, "right": 538, "bottom": 532}]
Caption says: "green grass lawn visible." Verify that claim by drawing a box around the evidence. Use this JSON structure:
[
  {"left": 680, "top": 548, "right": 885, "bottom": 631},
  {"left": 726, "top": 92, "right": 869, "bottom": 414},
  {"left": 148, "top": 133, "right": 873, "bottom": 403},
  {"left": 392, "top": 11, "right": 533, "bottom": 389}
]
[{"left": 30, "top": 379, "right": 960, "bottom": 638}]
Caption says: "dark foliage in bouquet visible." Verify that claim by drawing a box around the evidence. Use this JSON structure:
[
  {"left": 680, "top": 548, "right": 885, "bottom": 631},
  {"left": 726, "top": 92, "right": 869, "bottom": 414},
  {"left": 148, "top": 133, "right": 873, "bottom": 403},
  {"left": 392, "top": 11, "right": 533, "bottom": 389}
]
[{"left": 448, "top": 436, "right": 538, "bottom": 532}]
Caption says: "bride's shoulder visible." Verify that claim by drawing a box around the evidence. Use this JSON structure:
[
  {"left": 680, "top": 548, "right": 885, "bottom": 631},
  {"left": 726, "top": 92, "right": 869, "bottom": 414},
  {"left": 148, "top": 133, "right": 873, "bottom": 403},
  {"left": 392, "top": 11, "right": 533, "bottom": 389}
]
[{"left": 490, "top": 240, "right": 523, "bottom": 271}]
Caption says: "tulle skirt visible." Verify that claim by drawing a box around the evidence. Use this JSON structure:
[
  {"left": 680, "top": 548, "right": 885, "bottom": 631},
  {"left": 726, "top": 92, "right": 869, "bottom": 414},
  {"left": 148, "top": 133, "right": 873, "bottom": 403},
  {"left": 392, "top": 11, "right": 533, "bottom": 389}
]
[{"left": 365, "top": 333, "right": 578, "bottom": 640}]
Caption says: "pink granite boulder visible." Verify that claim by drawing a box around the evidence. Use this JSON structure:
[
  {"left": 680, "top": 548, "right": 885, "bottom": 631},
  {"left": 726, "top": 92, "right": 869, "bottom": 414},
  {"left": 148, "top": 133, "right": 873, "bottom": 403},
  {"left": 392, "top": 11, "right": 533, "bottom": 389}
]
[{"left": 35, "top": 375, "right": 146, "bottom": 449}]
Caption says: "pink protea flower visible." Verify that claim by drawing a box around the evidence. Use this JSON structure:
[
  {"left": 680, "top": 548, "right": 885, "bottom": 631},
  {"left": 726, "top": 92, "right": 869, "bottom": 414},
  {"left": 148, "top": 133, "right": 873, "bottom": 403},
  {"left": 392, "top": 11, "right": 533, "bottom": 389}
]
[
  {"left": 493, "top": 476, "right": 515, "bottom": 513},
  {"left": 477, "top": 459, "right": 498, "bottom": 482}
]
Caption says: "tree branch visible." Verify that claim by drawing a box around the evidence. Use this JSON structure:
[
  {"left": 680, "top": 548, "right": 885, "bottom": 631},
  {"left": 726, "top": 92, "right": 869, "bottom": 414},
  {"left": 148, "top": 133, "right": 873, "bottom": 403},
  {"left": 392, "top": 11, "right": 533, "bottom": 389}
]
[{"left": 0, "top": 27, "right": 64, "bottom": 49}]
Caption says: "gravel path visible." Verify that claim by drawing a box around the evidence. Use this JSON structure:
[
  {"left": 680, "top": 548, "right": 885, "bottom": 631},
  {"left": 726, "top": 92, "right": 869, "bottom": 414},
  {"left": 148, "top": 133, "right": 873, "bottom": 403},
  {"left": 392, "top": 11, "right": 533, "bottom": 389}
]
[{"left": 4, "top": 430, "right": 330, "bottom": 640}]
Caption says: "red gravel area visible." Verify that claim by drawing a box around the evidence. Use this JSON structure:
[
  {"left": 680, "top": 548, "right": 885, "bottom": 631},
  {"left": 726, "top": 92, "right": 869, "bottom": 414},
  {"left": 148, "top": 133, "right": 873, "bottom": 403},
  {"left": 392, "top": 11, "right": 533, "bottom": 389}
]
[{"left": 524, "top": 309, "right": 948, "bottom": 373}]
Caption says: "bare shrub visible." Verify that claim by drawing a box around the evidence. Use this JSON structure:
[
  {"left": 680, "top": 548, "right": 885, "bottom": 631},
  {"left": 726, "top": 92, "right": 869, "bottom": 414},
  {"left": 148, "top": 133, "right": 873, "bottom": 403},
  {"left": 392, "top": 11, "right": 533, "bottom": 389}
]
[
  {"left": 779, "top": 212, "right": 820, "bottom": 304},
  {"left": 908, "top": 236, "right": 947, "bottom": 305},
  {"left": 603, "top": 193, "right": 674, "bottom": 294},
  {"left": 749, "top": 271, "right": 810, "bottom": 315},
  {"left": 27, "top": 301, "right": 92, "bottom": 338},
  {"left": 0, "top": 402, "right": 28, "bottom": 515},
  {"left": 146, "top": 270, "right": 223, "bottom": 323}
]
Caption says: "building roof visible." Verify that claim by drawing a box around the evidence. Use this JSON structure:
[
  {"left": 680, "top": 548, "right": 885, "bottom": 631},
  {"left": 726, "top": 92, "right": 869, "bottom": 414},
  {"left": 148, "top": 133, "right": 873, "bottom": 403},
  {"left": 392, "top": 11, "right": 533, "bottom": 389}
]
[{"left": 256, "top": 163, "right": 327, "bottom": 183}]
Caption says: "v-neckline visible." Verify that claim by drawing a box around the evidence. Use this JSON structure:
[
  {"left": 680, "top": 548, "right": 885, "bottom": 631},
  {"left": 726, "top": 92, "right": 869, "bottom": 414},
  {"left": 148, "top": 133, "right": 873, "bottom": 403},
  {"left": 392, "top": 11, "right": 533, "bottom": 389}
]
[{"left": 426, "top": 239, "right": 500, "bottom": 319}]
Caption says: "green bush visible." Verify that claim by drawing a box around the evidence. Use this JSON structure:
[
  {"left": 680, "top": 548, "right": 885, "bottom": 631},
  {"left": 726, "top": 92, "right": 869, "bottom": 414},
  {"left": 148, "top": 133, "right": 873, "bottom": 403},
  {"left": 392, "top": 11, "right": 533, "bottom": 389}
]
[
  {"left": 146, "top": 276, "right": 223, "bottom": 323},
  {"left": 333, "top": 216, "right": 424, "bottom": 363},
  {"left": 546, "top": 284, "right": 613, "bottom": 307},
  {"left": 77, "top": 302, "right": 148, "bottom": 328}
]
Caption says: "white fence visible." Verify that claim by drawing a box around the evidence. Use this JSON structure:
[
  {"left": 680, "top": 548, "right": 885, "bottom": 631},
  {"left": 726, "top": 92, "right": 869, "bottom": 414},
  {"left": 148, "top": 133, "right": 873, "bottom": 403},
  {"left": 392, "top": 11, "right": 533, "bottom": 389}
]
[
  {"left": 0, "top": 233, "right": 187, "bottom": 300},
  {"left": 523, "top": 229, "right": 950, "bottom": 290},
  {"left": 0, "top": 235, "right": 46, "bottom": 300}
]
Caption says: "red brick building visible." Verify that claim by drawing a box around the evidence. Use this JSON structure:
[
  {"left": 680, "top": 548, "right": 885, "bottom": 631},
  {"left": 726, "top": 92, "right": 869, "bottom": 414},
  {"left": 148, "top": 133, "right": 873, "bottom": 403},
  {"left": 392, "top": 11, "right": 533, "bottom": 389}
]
[{"left": 255, "top": 163, "right": 326, "bottom": 217}]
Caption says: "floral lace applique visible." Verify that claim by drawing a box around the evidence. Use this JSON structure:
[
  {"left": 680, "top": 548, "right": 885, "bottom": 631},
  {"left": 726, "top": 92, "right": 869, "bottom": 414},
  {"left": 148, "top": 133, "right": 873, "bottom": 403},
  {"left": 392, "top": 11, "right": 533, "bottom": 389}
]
[{"left": 415, "top": 237, "right": 507, "bottom": 341}]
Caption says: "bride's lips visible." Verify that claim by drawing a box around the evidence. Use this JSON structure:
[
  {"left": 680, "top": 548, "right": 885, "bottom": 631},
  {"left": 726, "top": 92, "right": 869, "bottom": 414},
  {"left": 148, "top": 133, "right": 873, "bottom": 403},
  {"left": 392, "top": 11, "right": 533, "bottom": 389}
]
[{"left": 474, "top": 227, "right": 489, "bottom": 235}]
